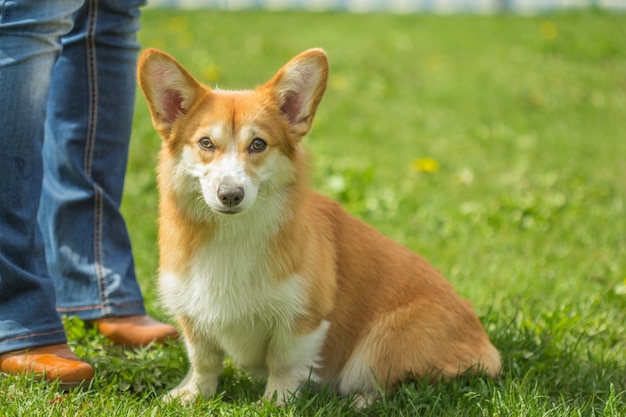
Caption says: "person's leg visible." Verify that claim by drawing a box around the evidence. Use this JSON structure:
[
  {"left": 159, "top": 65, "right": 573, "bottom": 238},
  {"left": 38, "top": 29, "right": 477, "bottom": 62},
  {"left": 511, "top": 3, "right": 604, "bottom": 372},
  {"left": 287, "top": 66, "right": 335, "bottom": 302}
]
[
  {"left": 39, "top": 0, "right": 148, "bottom": 320},
  {"left": 0, "top": 0, "right": 93, "bottom": 387},
  {"left": 0, "top": 0, "right": 82, "bottom": 355},
  {"left": 38, "top": 0, "right": 177, "bottom": 345}
]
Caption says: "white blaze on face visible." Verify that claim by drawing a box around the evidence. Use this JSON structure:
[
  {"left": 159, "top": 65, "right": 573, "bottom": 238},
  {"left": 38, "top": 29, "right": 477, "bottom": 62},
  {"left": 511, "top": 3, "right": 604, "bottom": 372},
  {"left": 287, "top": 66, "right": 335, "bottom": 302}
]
[
  {"left": 183, "top": 123, "right": 260, "bottom": 215},
  {"left": 203, "top": 150, "right": 259, "bottom": 214}
]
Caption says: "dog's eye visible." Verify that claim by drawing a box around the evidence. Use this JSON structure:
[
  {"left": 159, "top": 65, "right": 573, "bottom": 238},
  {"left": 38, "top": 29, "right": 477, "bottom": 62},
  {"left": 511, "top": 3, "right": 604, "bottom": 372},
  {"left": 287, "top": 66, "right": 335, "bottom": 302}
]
[
  {"left": 198, "top": 137, "right": 215, "bottom": 151},
  {"left": 249, "top": 138, "right": 267, "bottom": 153}
]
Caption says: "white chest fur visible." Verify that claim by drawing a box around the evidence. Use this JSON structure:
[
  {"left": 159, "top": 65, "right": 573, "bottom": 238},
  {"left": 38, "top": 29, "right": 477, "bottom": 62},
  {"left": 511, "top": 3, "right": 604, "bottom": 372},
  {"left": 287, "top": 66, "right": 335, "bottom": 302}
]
[{"left": 159, "top": 202, "right": 307, "bottom": 369}]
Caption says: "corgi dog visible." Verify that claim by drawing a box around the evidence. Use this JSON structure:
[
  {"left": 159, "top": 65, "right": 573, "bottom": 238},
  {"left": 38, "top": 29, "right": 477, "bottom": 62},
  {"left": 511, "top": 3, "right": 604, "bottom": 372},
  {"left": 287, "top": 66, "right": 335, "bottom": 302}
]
[{"left": 138, "top": 48, "right": 501, "bottom": 406}]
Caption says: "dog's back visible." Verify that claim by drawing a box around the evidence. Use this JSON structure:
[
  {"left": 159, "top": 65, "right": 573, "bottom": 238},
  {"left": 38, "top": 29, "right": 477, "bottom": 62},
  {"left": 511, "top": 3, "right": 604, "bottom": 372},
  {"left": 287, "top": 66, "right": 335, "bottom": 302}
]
[{"left": 299, "top": 193, "right": 501, "bottom": 394}]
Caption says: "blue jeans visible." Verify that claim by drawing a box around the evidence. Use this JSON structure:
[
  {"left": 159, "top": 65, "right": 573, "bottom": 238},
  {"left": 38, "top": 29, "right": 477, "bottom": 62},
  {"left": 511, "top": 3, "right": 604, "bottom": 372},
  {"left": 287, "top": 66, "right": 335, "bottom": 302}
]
[{"left": 0, "top": 0, "right": 147, "bottom": 355}]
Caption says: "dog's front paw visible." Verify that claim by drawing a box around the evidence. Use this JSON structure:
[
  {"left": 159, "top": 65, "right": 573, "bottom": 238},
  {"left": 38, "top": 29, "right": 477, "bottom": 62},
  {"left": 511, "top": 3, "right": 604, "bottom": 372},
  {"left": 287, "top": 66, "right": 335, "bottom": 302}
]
[
  {"left": 263, "top": 376, "right": 301, "bottom": 407},
  {"left": 262, "top": 389, "right": 290, "bottom": 407},
  {"left": 349, "top": 393, "right": 377, "bottom": 409},
  {"left": 163, "top": 370, "right": 219, "bottom": 405},
  {"left": 163, "top": 385, "right": 201, "bottom": 405}
]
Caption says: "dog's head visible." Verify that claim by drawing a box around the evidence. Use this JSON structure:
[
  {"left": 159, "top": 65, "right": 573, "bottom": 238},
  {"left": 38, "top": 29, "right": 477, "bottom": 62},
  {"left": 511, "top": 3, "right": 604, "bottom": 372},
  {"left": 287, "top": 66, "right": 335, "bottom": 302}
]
[{"left": 138, "top": 48, "right": 328, "bottom": 217}]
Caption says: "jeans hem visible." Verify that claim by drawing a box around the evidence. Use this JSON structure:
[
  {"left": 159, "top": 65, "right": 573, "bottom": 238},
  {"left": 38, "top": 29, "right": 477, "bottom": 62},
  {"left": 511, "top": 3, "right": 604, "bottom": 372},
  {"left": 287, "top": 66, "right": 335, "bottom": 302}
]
[
  {"left": 57, "top": 301, "right": 146, "bottom": 321},
  {"left": 0, "top": 329, "right": 67, "bottom": 355}
]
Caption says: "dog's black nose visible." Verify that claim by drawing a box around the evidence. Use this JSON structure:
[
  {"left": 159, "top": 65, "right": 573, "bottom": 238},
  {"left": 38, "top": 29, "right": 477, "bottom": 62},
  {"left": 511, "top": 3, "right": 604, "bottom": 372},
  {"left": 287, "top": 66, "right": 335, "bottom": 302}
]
[{"left": 217, "top": 184, "right": 244, "bottom": 207}]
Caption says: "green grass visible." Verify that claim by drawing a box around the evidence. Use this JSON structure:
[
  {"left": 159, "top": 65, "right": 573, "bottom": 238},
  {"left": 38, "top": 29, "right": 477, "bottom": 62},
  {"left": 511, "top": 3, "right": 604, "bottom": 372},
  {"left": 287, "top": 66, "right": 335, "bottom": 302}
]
[{"left": 3, "top": 8, "right": 626, "bottom": 416}]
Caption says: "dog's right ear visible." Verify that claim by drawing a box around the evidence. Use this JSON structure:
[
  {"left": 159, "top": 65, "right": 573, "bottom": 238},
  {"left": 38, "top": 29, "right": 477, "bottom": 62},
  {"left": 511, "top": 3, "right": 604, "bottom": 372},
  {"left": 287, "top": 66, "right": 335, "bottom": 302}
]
[{"left": 137, "top": 48, "right": 205, "bottom": 139}]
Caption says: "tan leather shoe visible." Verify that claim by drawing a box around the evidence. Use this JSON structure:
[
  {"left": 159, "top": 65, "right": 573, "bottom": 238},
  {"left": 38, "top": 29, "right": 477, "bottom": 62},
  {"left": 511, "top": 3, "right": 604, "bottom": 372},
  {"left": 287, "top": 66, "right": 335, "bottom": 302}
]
[
  {"left": 0, "top": 343, "right": 94, "bottom": 390},
  {"left": 93, "top": 315, "right": 178, "bottom": 347}
]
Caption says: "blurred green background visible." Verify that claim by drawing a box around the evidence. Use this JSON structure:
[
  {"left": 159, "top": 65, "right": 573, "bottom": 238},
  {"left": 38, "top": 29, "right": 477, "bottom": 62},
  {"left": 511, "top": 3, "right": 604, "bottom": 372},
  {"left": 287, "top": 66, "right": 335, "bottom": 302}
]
[{"left": 123, "top": 7, "right": 626, "bottom": 416}]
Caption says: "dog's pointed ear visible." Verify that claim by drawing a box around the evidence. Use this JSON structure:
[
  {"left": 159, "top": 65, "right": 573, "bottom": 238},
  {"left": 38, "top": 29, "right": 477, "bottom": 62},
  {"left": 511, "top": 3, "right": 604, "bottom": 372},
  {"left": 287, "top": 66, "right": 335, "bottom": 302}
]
[
  {"left": 138, "top": 48, "right": 206, "bottom": 139},
  {"left": 265, "top": 48, "right": 328, "bottom": 141}
]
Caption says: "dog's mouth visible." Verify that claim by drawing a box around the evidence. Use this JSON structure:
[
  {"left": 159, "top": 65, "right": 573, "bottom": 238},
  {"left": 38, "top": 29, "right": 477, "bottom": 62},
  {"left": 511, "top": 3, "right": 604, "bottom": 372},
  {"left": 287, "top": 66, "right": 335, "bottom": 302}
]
[{"left": 213, "top": 207, "right": 243, "bottom": 215}]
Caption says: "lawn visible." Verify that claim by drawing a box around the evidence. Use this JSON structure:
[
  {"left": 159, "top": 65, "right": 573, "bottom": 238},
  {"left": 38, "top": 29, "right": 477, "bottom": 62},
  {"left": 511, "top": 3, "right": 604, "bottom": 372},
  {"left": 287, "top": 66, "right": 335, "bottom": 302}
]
[{"left": 2, "top": 8, "right": 625, "bottom": 417}]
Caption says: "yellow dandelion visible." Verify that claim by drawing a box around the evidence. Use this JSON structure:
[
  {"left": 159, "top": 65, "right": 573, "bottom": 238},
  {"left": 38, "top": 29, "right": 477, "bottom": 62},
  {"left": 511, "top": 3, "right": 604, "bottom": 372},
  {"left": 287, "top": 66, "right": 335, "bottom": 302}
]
[
  {"left": 412, "top": 158, "right": 439, "bottom": 173},
  {"left": 202, "top": 65, "right": 221, "bottom": 83},
  {"left": 175, "top": 32, "right": 194, "bottom": 50},
  {"left": 329, "top": 74, "right": 349, "bottom": 92},
  {"left": 540, "top": 21, "right": 558, "bottom": 41},
  {"left": 530, "top": 90, "right": 545, "bottom": 107},
  {"left": 168, "top": 15, "right": 189, "bottom": 32},
  {"left": 424, "top": 54, "right": 443, "bottom": 72}
]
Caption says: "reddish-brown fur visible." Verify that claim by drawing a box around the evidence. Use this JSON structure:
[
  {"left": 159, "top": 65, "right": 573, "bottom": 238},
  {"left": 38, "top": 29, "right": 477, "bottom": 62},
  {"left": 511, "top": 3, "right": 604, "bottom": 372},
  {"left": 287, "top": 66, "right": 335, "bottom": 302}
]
[{"left": 138, "top": 48, "right": 500, "bottom": 405}]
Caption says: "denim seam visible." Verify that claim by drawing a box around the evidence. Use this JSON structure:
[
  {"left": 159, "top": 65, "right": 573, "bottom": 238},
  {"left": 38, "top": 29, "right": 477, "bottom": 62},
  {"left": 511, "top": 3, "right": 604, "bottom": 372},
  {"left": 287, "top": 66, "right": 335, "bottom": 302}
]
[
  {"left": 0, "top": 1, "right": 5, "bottom": 25},
  {"left": 94, "top": 185, "right": 107, "bottom": 311},
  {"left": 1, "top": 329, "right": 65, "bottom": 344},
  {"left": 84, "top": 0, "right": 109, "bottom": 315},
  {"left": 57, "top": 301, "right": 144, "bottom": 313},
  {"left": 83, "top": 0, "right": 97, "bottom": 176}
]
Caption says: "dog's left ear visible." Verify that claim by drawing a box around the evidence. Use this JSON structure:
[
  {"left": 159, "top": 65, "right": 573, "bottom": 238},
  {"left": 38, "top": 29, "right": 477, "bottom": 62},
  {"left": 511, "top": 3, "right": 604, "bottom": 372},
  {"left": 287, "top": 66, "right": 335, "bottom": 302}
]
[{"left": 264, "top": 48, "right": 329, "bottom": 141}]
